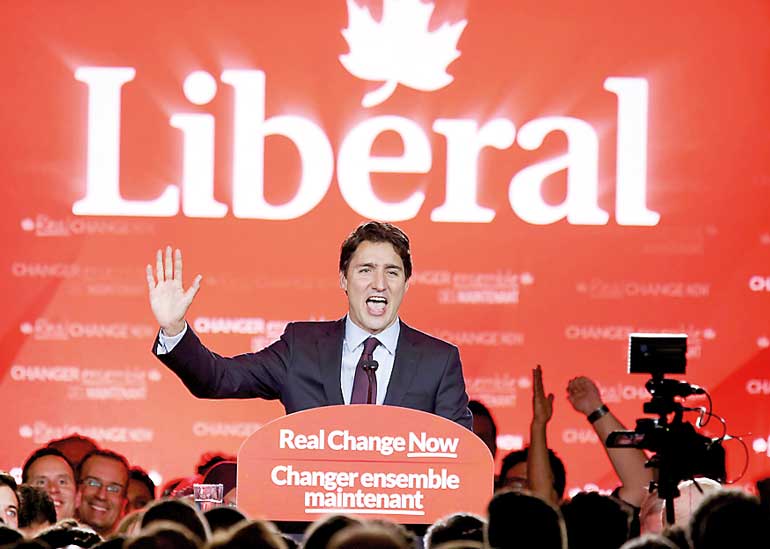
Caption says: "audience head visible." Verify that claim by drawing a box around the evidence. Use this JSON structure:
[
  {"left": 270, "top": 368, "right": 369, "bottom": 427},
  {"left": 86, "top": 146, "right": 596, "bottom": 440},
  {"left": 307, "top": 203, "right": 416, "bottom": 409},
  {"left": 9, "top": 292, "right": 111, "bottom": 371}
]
[
  {"left": 424, "top": 512, "right": 486, "bottom": 549},
  {"left": 328, "top": 523, "right": 411, "bottom": 549},
  {"left": 0, "top": 523, "right": 23, "bottom": 546},
  {"left": 0, "top": 472, "right": 20, "bottom": 529},
  {"left": 203, "top": 506, "right": 247, "bottom": 534},
  {"left": 207, "top": 519, "right": 287, "bottom": 549},
  {"left": 124, "top": 521, "right": 200, "bottom": 549},
  {"left": 201, "top": 461, "right": 237, "bottom": 506},
  {"left": 17, "top": 484, "right": 57, "bottom": 536},
  {"left": 23, "top": 447, "right": 78, "bottom": 520},
  {"left": 688, "top": 489, "right": 764, "bottom": 549},
  {"left": 498, "top": 447, "right": 567, "bottom": 500},
  {"left": 140, "top": 498, "right": 210, "bottom": 543},
  {"left": 561, "top": 491, "right": 630, "bottom": 549},
  {"left": 468, "top": 400, "right": 497, "bottom": 459},
  {"left": 302, "top": 514, "right": 363, "bottom": 549},
  {"left": 619, "top": 534, "right": 678, "bottom": 549},
  {"left": 35, "top": 519, "right": 103, "bottom": 548},
  {"left": 486, "top": 489, "right": 567, "bottom": 549},
  {"left": 127, "top": 467, "right": 156, "bottom": 514},
  {"left": 47, "top": 434, "right": 99, "bottom": 469},
  {"left": 663, "top": 478, "right": 721, "bottom": 528},
  {"left": 75, "top": 449, "right": 130, "bottom": 536}
]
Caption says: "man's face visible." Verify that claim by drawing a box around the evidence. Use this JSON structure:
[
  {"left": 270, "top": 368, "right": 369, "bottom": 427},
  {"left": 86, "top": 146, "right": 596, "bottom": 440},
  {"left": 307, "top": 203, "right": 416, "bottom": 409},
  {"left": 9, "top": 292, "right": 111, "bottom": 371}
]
[
  {"left": 26, "top": 454, "right": 77, "bottom": 519},
  {"left": 125, "top": 478, "right": 153, "bottom": 514},
  {"left": 75, "top": 456, "right": 128, "bottom": 535},
  {"left": 340, "top": 240, "right": 409, "bottom": 335},
  {"left": 0, "top": 485, "right": 19, "bottom": 529}
]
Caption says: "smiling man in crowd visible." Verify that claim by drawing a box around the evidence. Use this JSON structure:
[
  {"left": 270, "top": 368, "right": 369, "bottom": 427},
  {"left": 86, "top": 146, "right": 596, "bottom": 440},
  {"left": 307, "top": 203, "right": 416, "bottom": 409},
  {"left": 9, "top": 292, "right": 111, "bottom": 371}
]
[
  {"left": 148, "top": 221, "right": 471, "bottom": 428},
  {"left": 22, "top": 447, "right": 77, "bottom": 521},
  {"left": 75, "top": 449, "right": 130, "bottom": 536}
]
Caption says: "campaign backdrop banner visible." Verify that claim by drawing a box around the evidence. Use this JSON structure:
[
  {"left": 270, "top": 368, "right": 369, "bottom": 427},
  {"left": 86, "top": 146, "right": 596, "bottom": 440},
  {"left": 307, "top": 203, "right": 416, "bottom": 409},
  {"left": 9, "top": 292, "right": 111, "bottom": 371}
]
[{"left": 1, "top": 0, "right": 769, "bottom": 495}]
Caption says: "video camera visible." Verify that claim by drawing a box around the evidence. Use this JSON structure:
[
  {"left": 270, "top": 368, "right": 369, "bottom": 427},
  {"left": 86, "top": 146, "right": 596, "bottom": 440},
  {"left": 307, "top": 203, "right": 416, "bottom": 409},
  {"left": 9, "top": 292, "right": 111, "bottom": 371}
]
[{"left": 606, "top": 333, "right": 725, "bottom": 523}]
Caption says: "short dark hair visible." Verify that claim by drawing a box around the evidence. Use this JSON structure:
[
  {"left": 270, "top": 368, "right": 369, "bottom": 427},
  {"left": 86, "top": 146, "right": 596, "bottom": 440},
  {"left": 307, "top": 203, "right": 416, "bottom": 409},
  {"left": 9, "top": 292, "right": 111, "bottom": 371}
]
[
  {"left": 424, "top": 512, "right": 486, "bottom": 549},
  {"left": 129, "top": 467, "right": 156, "bottom": 501},
  {"left": 76, "top": 449, "right": 130, "bottom": 495},
  {"left": 339, "top": 221, "right": 412, "bottom": 280},
  {"left": 17, "top": 485, "right": 57, "bottom": 528},
  {"left": 0, "top": 472, "right": 18, "bottom": 494},
  {"left": 141, "top": 498, "right": 210, "bottom": 543},
  {"left": 486, "top": 490, "right": 565, "bottom": 549},
  {"left": 498, "top": 447, "right": 567, "bottom": 500},
  {"left": 22, "top": 447, "right": 75, "bottom": 483}
]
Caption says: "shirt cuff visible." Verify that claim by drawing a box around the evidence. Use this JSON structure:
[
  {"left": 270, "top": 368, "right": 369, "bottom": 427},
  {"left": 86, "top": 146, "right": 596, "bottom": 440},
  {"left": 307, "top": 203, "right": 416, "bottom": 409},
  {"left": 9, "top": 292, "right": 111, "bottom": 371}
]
[{"left": 156, "top": 323, "right": 188, "bottom": 354}]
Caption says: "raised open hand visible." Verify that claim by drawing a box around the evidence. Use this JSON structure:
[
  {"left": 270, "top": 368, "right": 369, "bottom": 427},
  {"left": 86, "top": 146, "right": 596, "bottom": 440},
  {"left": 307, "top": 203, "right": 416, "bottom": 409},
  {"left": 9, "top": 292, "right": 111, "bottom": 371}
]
[
  {"left": 146, "top": 246, "right": 201, "bottom": 336},
  {"left": 566, "top": 376, "right": 603, "bottom": 416},
  {"left": 532, "top": 365, "right": 554, "bottom": 426}
]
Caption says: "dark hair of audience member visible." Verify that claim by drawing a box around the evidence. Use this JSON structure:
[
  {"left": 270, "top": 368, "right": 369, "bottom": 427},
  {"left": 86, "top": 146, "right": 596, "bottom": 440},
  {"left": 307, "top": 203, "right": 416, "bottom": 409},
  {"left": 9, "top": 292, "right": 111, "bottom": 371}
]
[
  {"left": 35, "top": 519, "right": 103, "bottom": 548},
  {"left": 130, "top": 467, "right": 156, "bottom": 500},
  {"left": 468, "top": 400, "right": 498, "bottom": 458},
  {"left": 17, "top": 485, "right": 57, "bottom": 530},
  {"left": 0, "top": 472, "right": 18, "bottom": 494},
  {"left": 0, "top": 523, "right": 23, "bottom": 545},
  {"left": 560, "top": 491, "right": 630, "bottom": 549},
  {"left": 203, "top": 506, "right": 247, "bottom": 534},
  {"left": 660, "top": 525, "right": 689, "bottom": 549},
  {"left": 498, "top": 447, "right": 567, "bottom": 499},
  {"left": 432, "top": 542, "right": 486, "bottom": 549},
  {"left": 424, "top": 513, "right": 485, "bottom": 549},
  {"left": 280, "top": 533, "right": 299, "bottom": 549},
  {"left": 206, "top": 519, "right": 287, "bottom": 549},
  {"left": 486, "top": 489, "right": 566, "bottom": 549},
  {"left": 140, "top": 498, "right": 210, "bottom": 544},
  {"left": 688, "top": 489, "right": 764, "bottom": 549},
  {"left": 368, "top": 519, "right": 416, "bottom": 548},
  {"left": 92, "top": 535, "right": 128, "bottom": 549},
  {"left": 75, "top": 449, "right": 131, "bottom": 486},
  {"left": 327, "top": 524, "right": 411, "bottom": 549},
  {"left": 195, "top": 453, "right": 236, "bottom": 476},
  {"left": 301, "top": 514, "right": 363, "bottom": 549},
  {"left": 10, "top": 540, "right": 52, "bottom": 549},
  {"left": 125, "top": 521, "right": 200, "bottom": 549},
  {"left": 339, "top": 221, "right": 413, "bottom": 279},
  {"left": 22, "top": 447, "right": 76, "bottom": 483},
  {"left": 619, "top": 534, "right": 678, "bottom": 549}
]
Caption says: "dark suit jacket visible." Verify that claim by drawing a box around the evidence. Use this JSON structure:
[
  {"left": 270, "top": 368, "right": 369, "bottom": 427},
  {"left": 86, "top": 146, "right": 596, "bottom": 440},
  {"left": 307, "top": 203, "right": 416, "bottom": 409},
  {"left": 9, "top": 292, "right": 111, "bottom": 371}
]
[{"left": 153, "top": 318, "right": 473, "bottom": 429}]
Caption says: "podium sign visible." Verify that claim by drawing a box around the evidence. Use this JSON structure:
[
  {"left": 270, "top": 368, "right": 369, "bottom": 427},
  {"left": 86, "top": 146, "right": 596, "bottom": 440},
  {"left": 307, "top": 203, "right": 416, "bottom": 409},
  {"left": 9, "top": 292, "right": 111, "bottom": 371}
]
[{"left": 237, "top": 405, "right": 493, "bottom": 524}]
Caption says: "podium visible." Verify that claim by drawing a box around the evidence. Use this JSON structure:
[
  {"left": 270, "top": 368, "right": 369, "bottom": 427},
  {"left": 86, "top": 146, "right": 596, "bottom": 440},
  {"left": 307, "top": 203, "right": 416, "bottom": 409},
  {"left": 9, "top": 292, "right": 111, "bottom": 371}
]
[{"left": 236, "top": 405, "right": 494, "bottom": 528}]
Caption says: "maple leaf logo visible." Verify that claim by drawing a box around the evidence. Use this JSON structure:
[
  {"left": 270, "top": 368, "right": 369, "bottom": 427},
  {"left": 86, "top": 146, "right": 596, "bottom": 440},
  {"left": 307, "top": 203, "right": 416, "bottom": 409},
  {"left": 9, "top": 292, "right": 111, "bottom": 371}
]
[{"left": 339, "top": 0, "right": 467, "bottom": 107}]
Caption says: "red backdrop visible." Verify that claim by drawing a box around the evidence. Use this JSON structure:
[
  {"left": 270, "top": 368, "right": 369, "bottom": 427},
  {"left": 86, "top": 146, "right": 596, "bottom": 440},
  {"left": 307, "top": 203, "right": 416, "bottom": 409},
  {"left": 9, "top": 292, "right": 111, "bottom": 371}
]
[{"left": 2, "top": 0, "right": 769, "bottom": 496}]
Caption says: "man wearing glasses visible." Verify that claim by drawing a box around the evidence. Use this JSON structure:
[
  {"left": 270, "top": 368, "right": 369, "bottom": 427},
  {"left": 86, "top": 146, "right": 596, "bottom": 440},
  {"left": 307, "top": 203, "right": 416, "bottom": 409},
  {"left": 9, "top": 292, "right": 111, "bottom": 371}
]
[{"left": 74, "top": 449, "right": 129, "bottom": 536}]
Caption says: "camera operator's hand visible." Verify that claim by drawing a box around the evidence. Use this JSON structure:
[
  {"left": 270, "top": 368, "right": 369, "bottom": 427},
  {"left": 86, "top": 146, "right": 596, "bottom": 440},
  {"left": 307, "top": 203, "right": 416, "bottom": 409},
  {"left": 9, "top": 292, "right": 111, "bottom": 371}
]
[
  {"left": 567, "top": 376, "right": 604, "bottom": 417},
  {"left": 146, "top": 246, "right": 202, "bottom": 337}
]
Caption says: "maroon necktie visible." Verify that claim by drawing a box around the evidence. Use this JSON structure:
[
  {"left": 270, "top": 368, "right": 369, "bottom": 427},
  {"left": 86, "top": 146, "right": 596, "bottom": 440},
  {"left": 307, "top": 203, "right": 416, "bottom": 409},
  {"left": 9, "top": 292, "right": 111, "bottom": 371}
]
[{"left": 350, "top": 337, "right": 380, "bottom": 404}]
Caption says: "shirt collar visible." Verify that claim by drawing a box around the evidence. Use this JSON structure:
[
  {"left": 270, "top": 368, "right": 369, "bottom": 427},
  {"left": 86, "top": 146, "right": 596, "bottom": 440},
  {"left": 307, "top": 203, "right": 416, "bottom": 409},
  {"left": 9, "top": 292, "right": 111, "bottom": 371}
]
[{"left": 344, "top": 315, "right": 400, "bottom": 355}]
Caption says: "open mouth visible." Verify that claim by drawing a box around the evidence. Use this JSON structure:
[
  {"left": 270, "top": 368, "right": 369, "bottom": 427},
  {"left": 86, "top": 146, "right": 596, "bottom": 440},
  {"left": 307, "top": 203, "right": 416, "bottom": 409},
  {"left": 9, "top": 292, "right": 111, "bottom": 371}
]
[{"left": 366, "top": 296, "right": 387, "bottom": 315}]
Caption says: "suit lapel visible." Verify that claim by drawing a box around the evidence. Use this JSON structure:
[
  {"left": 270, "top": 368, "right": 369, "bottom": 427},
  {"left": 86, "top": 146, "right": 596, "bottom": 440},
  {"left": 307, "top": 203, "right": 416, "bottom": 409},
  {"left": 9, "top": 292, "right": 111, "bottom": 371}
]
[
  {"left": 384, "top": 321, "right": 420, "bottom": 406},
  {"left": 317, "top": 318, "right": 345, "bottom": 405}
]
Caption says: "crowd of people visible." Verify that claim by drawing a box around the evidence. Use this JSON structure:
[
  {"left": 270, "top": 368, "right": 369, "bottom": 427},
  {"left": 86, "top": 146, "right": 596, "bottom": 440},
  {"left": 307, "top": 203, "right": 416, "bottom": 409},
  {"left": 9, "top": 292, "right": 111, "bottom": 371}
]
[{"left": 1, "top": 370, "right": 766, "bottom": 548}]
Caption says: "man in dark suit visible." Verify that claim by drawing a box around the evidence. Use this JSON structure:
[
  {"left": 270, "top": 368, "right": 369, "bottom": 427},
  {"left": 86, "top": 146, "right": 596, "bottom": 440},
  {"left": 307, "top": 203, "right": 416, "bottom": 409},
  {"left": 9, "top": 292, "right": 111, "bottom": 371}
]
[{"left": 147, "top": 221, "right": 472, "bottom": 429}]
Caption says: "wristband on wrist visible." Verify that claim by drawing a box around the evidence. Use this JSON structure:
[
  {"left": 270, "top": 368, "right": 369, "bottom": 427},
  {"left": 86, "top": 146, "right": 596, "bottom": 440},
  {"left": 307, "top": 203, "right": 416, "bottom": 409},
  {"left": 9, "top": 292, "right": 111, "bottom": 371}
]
[{"left": 587, "top": 404, "right": 610, "bottom": 424}]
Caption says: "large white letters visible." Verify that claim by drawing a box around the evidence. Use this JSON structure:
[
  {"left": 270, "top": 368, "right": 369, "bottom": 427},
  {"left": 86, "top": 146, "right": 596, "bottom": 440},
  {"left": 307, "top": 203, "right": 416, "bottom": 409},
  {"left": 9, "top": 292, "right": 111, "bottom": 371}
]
[
  {"left": 74, "top": 67, "right": 179, "bottom": 216},
  {"left": 221, "top": 70, "right": 334, "bottom": 220},
  {"left": 72, "top": 68, "right": 658, "bottom": 226},
  {"left": 510, "top": 117, "right": 609, "bottom": 225},
  {"left": 337, "top": 116, "right": 431, "bottom": 221}
]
